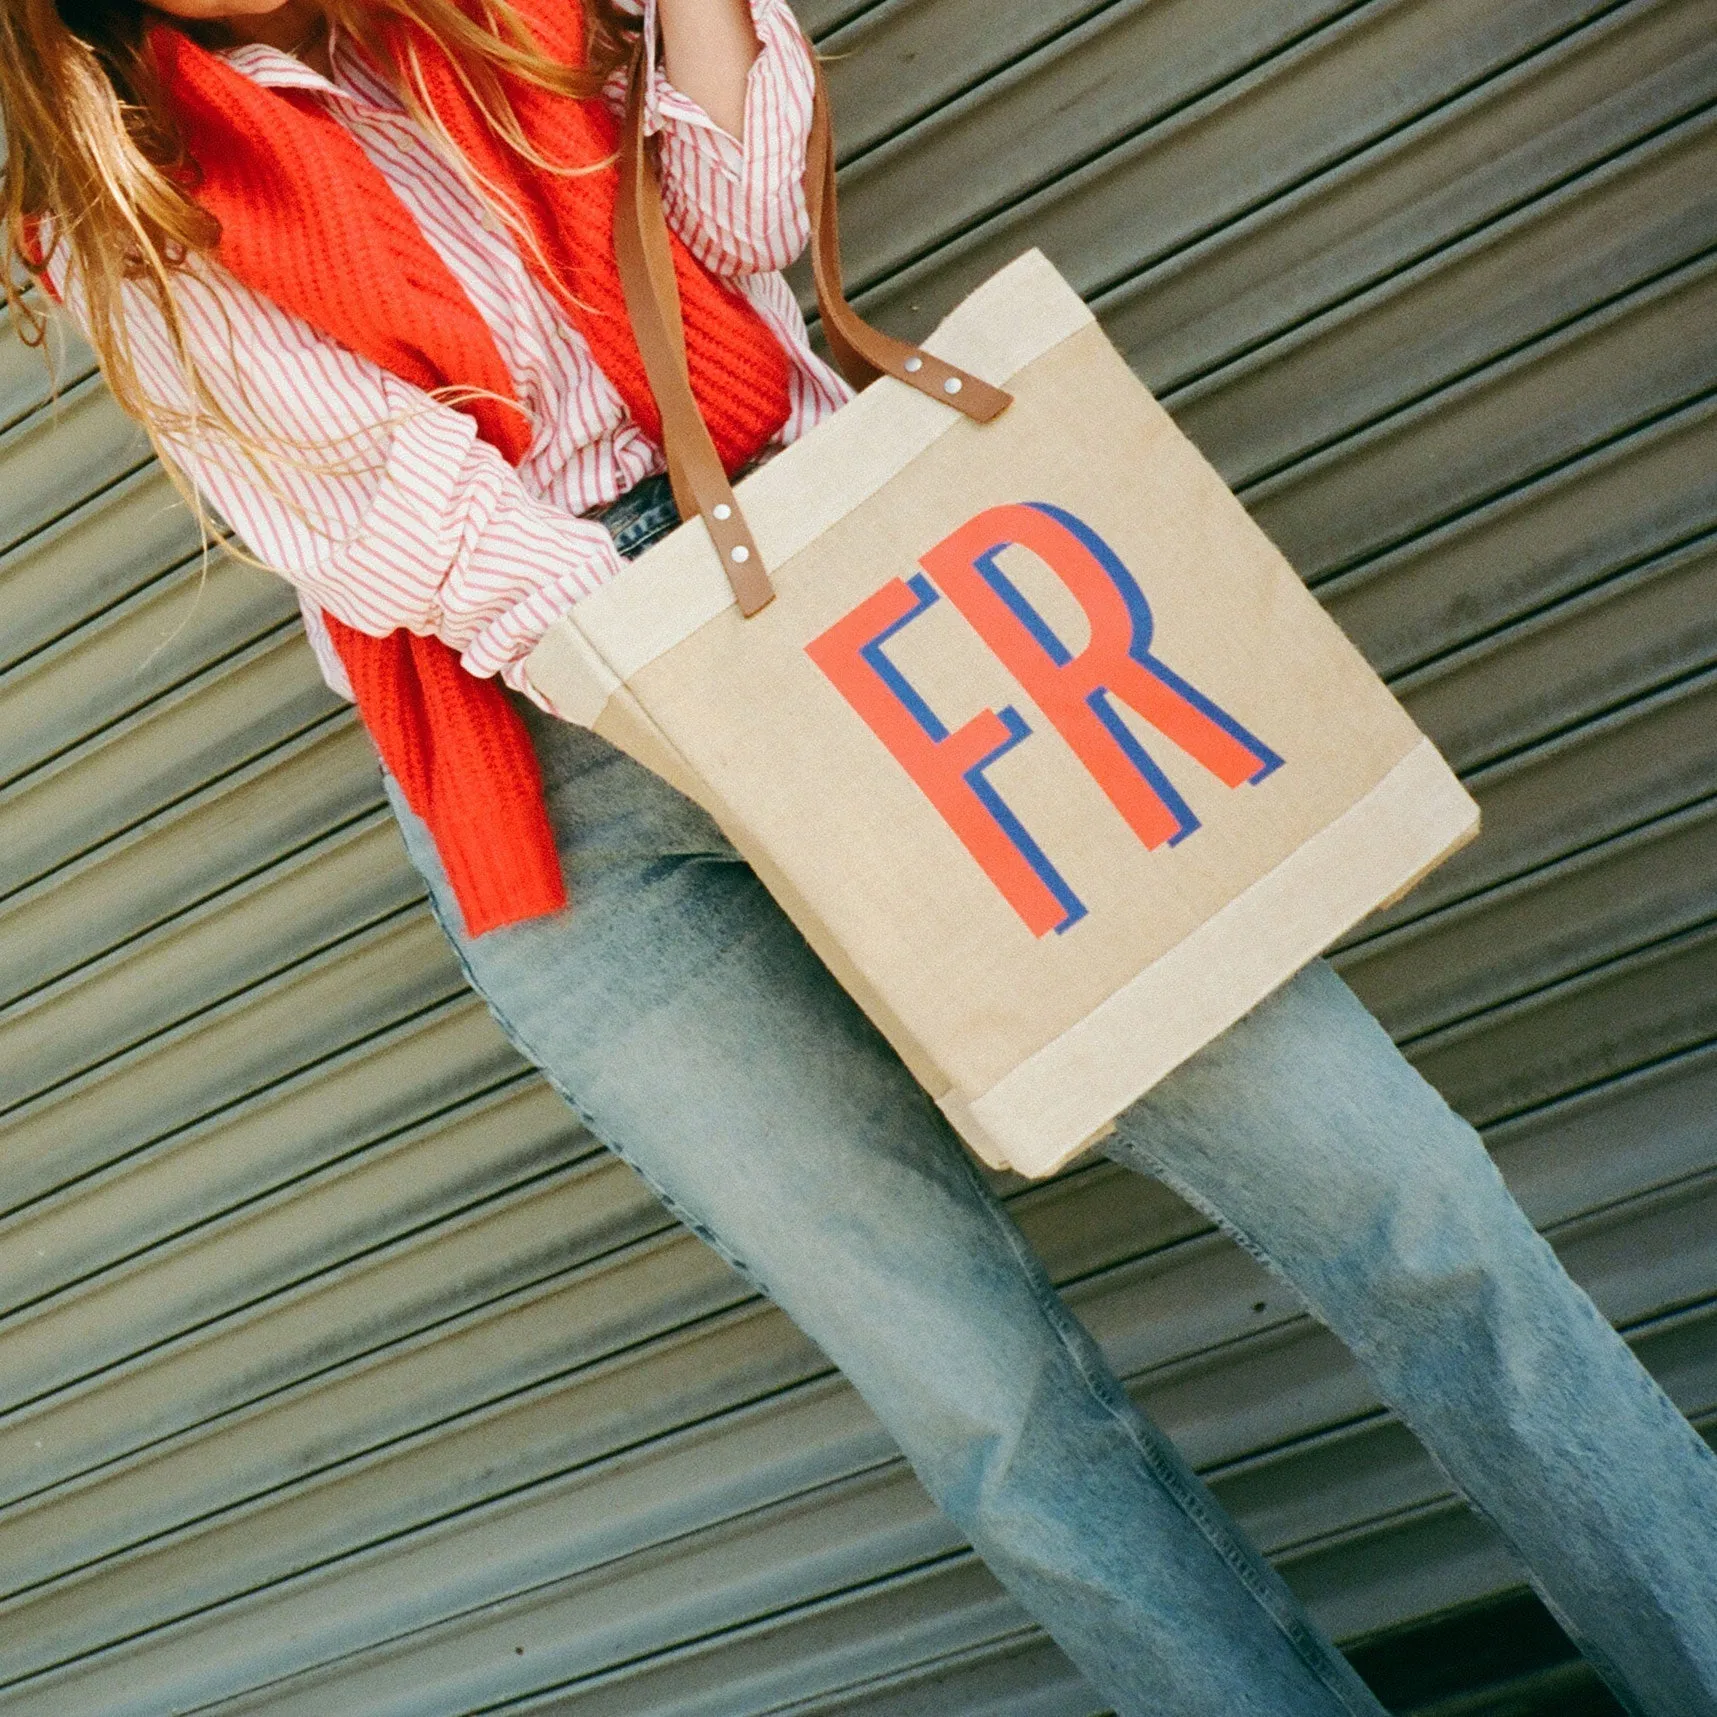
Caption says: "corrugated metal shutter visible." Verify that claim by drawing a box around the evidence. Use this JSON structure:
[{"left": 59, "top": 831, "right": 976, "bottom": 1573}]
[{"left": 2, "top": 0, "right": 1712, "bottom": 1708}]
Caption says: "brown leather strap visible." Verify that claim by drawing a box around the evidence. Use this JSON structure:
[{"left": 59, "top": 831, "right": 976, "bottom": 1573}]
[
  {"left": 615, "top": 30, "right": 1013, "bottom": 613},
  {"left": 802, "top": 53, "right": 1012, "bottom": 422},
  {"left": 617, "top": 51, "right": 775, "bottom": 614}
]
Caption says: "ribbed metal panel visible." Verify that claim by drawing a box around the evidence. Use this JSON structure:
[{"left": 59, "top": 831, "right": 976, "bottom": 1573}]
[{"left": 1, "top": 0, "right": 1712, "bottom": 1709}]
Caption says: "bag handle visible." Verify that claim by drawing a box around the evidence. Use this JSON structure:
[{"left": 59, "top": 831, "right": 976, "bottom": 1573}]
[{"left": 614, "top": 34, "right": 1012, "bottom": 615}]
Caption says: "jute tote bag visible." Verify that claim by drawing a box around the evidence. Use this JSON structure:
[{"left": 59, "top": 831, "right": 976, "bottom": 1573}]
[{"left": 524, "top": 48, "right": 1480, "bottom": 1179}]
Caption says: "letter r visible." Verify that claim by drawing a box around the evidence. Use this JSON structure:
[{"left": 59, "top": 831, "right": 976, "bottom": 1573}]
[
  {"left": 806, "top": 573, "right": 1086, "bottom": 936},
  {"left": 921, "top": 502, "right": 1282, "bottom": 848}
]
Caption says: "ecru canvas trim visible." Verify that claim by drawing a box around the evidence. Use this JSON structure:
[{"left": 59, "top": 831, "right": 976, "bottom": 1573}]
[
  {"left": 523, "top": 610, "right": 622, "bottom": 728},
  {"left": 941, "top": 738, "right": 1480, "bottom": 1178}
]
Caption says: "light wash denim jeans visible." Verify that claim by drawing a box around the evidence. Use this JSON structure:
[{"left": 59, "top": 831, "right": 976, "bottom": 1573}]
[{"left": 383, "top": 480, "right": 1717, "bottom": 1716}]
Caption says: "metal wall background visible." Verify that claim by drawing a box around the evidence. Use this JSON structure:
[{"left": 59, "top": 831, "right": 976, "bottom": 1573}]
[{"left": 2, "top": 0, "right": 1714, "bottom": 1709}]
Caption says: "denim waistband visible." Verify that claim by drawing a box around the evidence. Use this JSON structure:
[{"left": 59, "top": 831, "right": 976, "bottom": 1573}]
[{"left": 590, "top": 473, "right": 681, "bottom": 562}]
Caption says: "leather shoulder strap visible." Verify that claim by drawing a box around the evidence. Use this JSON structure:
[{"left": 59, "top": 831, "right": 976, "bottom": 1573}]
[
  {"left": 800, "top": 53, "right": 1011, "bottom": 421},
  {"left": 616, "top": 58, "right": 775, "bottom": 613},
  {"left": 615, "top": 33, "right": 1012, "bottom": 613}
]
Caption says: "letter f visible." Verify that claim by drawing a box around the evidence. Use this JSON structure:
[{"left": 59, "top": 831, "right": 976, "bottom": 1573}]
[{"left": 806, "top": 573, "right": 1086, "bottom": 936}]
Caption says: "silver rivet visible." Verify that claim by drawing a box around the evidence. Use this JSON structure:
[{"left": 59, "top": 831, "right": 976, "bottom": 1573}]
[
  {"left": 712, "top": 503, "right": 733, "bottom": 521},
  {"left": 903, "top": 356, "right": 923, "bottom": 373},
  {"left": 730, "top": 544, "right": 750, "bottom": 564},
  {"left": 943, "top": 376, "right": 963, "bottom": 395}
]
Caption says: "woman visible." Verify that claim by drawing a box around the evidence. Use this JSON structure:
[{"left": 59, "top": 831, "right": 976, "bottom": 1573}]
[{"left": 3, "top": 0, "right": 1714, "bottom": 1709}]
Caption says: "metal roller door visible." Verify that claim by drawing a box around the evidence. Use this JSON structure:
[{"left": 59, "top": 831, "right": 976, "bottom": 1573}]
[{"left": 1, "top": 0, "right": 1713, "bottom": 1709}]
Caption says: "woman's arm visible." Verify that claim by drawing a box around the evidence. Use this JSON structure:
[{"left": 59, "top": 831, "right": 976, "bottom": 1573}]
[
  {"left": 613, "top": 0, "right": 817, "bottom": 278},
  {"left": 52, "top": 248, "right": 627, "bottom": 701},
  {"left": 656, "top": 0, "right": 758, "bottom": 140}
]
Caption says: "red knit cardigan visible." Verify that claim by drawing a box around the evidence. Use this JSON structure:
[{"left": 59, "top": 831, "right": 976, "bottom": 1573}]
[{"left": 150, "top": 6, "right": 793, "bottom": 935}]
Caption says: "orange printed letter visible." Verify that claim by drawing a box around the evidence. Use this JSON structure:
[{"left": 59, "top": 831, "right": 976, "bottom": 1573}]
[
  {"left": 921, "top": 502, "right": 1282, "bottom": 848},
  {"left": 806, "top": 573, "right": 1086, "bottom": 936}
]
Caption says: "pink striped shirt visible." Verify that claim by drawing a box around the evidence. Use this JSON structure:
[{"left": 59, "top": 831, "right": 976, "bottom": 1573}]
[{"left": 48, "top": 0, "right": 850, "bottom": 704}]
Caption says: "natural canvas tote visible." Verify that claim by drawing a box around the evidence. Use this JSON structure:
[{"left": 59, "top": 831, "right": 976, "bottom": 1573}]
[{"left": 524, "top": 50, "right": 1480, "bottom": 1180}]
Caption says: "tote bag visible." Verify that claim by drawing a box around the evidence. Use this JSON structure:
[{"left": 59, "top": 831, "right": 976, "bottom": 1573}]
[{"left": 524, "top": 48, "right": 1480, "bottom": 1178}]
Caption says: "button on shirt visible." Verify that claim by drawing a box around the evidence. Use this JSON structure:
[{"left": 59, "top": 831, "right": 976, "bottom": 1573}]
[{"left": 47, "top": 0, "right": 851, "bottom": 703}]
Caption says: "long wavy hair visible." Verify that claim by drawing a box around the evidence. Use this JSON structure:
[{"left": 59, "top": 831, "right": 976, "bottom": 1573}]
[{"left": 0, "top": 0, "right": 639, "bottom": 478}]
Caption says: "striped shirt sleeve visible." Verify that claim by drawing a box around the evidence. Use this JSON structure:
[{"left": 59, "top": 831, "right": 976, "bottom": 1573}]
[
  {"left": 51, "top": 248, "right": 625, "bottom": 697},
  {"left": 626, "top": 0, "right": 817, "bottom": 278}
]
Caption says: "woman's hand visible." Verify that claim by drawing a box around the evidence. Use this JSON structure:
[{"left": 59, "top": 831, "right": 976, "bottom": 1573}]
[{"left": 655, "top": 0, "right": 759, "bottom": 140}]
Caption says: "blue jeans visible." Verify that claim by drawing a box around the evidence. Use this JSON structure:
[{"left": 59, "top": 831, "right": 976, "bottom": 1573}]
[{"left": 384, "top": 482, "right": 1717, "bottom": 1715}]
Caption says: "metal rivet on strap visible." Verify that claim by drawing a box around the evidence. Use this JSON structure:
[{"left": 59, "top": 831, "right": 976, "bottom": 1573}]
[
  {"left": 730, "top": 544, "right": 751, "bottom": 564},
  {"left": 943, "top": 376, "right": 963, "bottom": 395},
  {"left": 903, "top": 356, "right": 923, "bottom": 373},
  {"left": 712, "top": 503, "right": 733, "bottom": 521}
]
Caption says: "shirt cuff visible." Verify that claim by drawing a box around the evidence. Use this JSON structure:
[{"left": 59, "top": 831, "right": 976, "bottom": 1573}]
[{"left": 451, "top": 485, "right": 627, "bottom": 682}]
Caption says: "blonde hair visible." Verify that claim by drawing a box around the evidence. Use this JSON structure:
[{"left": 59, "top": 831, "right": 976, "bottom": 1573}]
[{"left": 0, "top": 0, "right": 637, "bottom": 475}]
